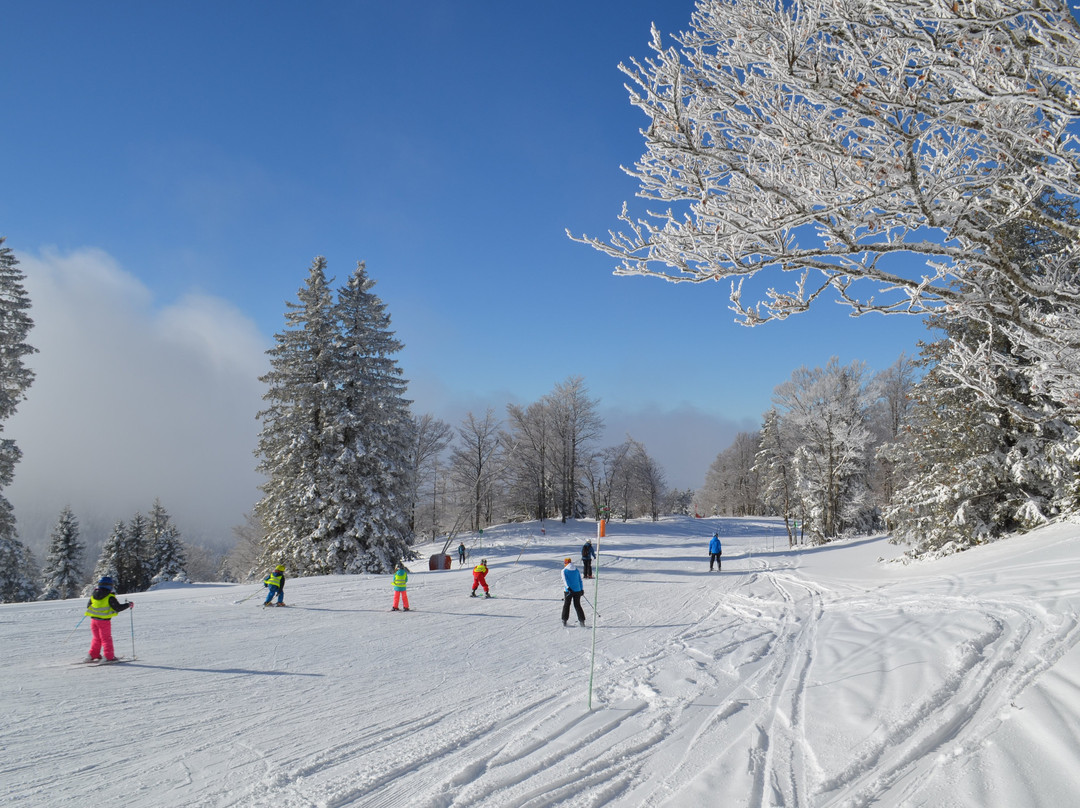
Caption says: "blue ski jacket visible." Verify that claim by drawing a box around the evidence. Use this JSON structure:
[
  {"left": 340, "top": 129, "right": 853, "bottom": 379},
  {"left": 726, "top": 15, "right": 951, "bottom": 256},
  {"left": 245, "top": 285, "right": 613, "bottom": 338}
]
[
  {"left": 709, "top": 536, "right": 722, "bottom": 554},
  {"left": 562, "top": 564, "right": 584, "bottom": 593}
]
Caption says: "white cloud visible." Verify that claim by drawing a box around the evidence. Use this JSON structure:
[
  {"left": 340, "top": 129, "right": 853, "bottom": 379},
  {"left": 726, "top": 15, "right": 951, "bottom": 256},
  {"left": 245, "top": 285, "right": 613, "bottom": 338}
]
[{"left": 8, "top": 247, "right": 268, "bottom": 553}]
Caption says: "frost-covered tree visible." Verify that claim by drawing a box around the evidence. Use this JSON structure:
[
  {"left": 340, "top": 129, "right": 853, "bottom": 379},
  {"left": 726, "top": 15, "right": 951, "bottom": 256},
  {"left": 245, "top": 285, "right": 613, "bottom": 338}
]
[
  {"left": 755, "top": 409, "right": 802, "bottom": 544},
  {"left": 256, "top": 257, "right": 338, "bottom": 574},
  {"left": 147, "top": 499, "right": 188, "bottom": 584},
  {"left": 0, "top": 536, "right": 37, "bottom": 603},
  {"left": 0, "top": 239, "right": 36, "bottom": 602},
  {"left": 504, "top": 400, "right": 555, "bottom": 522},
  {"left": 700, "top": 431, "right": 762, "bottom": 517},
  {"left": 257, "top": 258, "right": 414, "bottom": 575},
  {"left": 771, "top": 359, "right": 877, "bottom": 541},
  {"left": 40, "top": 506, "right": 84, "bottom": 600},
  {"left": 547, "top": 377, "right": 603, "bottom": 522},
  {"left": 409, "top": 413, "right": 453, "bottom": 535},
  {"left": 626, "top": 439, "right": 667, "bottom": 521},
  {"left": 450, "top": 409, "right": 505, "bottom": 532},
  {"left": 575, "top": 1, "right": 1080, "bottom": 412},
  {"left": 330, "top": 261, "right": 414, "bottom": 571},
  {"left": 584, "top": 440, "right": 632, "bottom": 520},
  {"left": 884, "top": 319, "right": 1077, "bottom": 556}
]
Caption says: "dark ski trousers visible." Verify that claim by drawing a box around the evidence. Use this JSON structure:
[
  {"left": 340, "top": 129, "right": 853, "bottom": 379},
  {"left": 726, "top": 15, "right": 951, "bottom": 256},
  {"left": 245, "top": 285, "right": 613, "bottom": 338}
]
[
  {"left": 562, "top": 590, "right": 586, "bottom": 623},
  {"left": 582, "top": 557, "right": 593, "bottom": 578},
  {"left": 710, "top": 553, "right": 722, "bottom": 571}
]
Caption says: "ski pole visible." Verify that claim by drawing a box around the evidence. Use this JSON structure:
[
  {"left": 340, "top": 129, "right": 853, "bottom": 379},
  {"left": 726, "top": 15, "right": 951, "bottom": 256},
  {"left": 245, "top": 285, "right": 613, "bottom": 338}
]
[
  {"left": 64, "top": 614, "right": 86, "bottom": 643},
  {"left": 129, "top": 604, "right": 135, "bottom": 660},
  {"left": 582, "top": 592, "right": 601, "bottom": 619},
  {"left": 238, "top": 585, "right": 264, "bottom": 604}
]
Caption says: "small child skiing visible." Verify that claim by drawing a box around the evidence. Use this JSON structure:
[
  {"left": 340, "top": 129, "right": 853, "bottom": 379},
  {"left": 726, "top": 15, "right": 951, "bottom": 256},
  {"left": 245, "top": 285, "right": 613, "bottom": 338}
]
[
  {"left": 471, "top": 559, "right": 491, "bottom": 598},
  {"left": 84, "top": 575, "right": 133, "bottom": 662},
  {"left": 263, "top": 564, "right": 286, "bottom": 606},
  {"left": 392, "top": 562, "right": 410, "bottom": 611}
]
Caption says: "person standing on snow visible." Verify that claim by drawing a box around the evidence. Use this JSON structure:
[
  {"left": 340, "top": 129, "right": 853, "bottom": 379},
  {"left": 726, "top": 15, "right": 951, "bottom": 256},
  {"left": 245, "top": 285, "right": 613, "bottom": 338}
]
[
  {"left": 471, "top": 559, "right": 491, "bottom": 598},
  {"left": 561, "top": 558, "right": 587, "bottom": 627},
  {"left": 263, "top": 564, "right": 286, "bottom": 606},
  {"left": 84, "top": 576, "right": 132, "bottom": 662},
  {"left": 581, "top": 539, "right": 597, "bottom": 579},
  {"left": 458, "top": 542, "right": 467, "bottom": 566},
  {"left": 709, "top": 532, "right": 723, "bottom": 572},
  {"left": 392, "top": 562, "right": 410, "bottom": 611}
]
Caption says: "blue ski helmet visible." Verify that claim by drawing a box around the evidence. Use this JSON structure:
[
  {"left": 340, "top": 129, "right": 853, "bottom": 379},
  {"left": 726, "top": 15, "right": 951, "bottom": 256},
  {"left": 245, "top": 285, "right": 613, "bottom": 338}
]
[{"left": 97, "top": 576, "right": 115, "bottom": 591}]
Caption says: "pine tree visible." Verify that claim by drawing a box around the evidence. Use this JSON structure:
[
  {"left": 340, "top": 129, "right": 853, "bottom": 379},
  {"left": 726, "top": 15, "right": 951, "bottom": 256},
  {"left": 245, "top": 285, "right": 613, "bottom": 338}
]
[
  {"left": 0, "top": 536, "right": 37, "bottom": 603},
  {"left": 93, "top": 516, "right": 152, "bottom": 594},
  {"left": 331, "top": 262, "right": 414, "bottom": 572},
  {"left": 0, "top": 239, "right": 36, "bottom": 602},
  {"left": 147, "top": 499, "right": 188, "bottom": 584},
  {"left": 256, "top": 258, "right": 339, "bottom": 575},
  {"left": 40, "top": 506, "right": 84, "bottom": 600},
  {"left": 256, "top": 258, "right": 414, "bottom": 575}
]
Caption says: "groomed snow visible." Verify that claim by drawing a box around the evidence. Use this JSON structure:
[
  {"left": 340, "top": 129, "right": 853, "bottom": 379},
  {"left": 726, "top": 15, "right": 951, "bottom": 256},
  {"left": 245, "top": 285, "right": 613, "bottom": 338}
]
[{"left": 5, "top": 516, "right": 1080, "bottom": 807}]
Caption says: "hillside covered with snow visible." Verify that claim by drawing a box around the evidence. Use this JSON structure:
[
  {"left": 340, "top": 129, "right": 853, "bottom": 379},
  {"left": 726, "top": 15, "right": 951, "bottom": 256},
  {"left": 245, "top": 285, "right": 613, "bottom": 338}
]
[{"left": 6, "top": 516, "right": 1080, "bottom": 807}]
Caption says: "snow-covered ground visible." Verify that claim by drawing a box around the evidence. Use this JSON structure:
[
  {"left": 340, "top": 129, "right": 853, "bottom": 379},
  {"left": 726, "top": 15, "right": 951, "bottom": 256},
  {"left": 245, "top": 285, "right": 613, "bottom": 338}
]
[{"left": 5, "top": 516, "right": 1080, "bottom": 807}]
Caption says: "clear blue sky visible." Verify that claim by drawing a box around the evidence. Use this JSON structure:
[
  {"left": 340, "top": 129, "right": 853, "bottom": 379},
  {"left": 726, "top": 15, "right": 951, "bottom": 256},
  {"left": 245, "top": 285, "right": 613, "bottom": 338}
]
[{"left": 1, "top": 1, "right": 928, "bottom": 544}]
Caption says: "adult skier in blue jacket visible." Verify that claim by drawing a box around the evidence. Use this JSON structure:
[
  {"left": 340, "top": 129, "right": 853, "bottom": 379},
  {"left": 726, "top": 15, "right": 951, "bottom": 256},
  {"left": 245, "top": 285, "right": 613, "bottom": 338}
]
[
  {"left": 561, "top": 558, "right": 587, "bottom": 627},
  {"left": 709, "top": 533, "right": 723, "bottom": 571}
]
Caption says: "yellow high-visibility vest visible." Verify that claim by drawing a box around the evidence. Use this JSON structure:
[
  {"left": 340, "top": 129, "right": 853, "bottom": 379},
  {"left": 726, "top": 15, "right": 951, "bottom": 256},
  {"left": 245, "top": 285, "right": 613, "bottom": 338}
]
[{"left": 85, "top": 593, "right": 118, "bottom": 619}]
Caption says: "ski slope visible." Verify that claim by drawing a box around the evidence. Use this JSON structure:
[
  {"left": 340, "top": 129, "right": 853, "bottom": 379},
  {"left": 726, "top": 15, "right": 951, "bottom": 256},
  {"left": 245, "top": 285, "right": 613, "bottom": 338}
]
[{"left": 5, "top": 516, "right": 1080, "bottom": 807}]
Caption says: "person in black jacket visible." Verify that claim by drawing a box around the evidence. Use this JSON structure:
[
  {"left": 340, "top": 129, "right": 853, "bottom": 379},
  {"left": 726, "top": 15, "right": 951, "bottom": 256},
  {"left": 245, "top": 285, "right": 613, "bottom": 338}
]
[
  {"left": 84, "top": 576, "right": 132, "bottom": 662},
  {"left": 581, "top": 540, "right": 597, "bottom": 579}
]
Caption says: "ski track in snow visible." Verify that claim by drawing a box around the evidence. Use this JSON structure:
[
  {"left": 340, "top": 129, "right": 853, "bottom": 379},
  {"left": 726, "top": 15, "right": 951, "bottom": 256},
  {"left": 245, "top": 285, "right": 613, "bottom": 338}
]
[{"left": 6, "top": 517, "right": 1080, "bottom": 807}]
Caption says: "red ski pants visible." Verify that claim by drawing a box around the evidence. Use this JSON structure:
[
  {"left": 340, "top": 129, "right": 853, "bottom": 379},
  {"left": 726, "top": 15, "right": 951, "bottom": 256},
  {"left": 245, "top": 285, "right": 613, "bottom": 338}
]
[
  {"left": 472, "top": 573, "right": 489, "bottom": 593},
  {"left": 89, "top": 618, "right": 116, "bottom": 660},
  {"left": 393, "top": 591, "right": 410, "bottom": 609}
]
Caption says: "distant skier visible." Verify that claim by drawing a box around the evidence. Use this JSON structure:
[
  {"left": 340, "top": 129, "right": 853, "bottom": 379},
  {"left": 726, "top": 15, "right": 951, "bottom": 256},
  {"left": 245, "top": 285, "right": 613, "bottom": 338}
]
[
  {"left": 561, "top": 558, "right": 586, "bottom": 627},
  {"left": 458, "top": 542, "right": 467, "bottom": 567},
  {"left": 471, "top": 559, "right": 491, "bottom": 598},
  {"left": 263, "top": 564, "right": 286, "bottom": 606},
  {"left": 581, "top": 539, "right": 596, "bottom": 579},
  {"left": 84, "top": 575, "right": 133, "bottom": 662},
  {"left": 709, "top": 533, "right": 722, "bottom": 572},
  {"left": 392, "top": 562, "right": 410, "bottom": 611}
]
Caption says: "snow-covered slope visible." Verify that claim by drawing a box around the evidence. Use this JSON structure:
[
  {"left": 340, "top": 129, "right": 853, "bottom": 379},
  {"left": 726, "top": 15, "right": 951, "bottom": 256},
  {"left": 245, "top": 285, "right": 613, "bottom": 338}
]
[{"left": 5, "top": 517, "right": 1080, "bottom": 807}]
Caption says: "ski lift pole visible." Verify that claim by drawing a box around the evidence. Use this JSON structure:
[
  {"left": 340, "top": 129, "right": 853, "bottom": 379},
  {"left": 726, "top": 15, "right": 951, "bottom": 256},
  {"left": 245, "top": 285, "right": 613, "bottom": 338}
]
[{"left": 587, "top": 534, "right": 601, "bottom": 711}]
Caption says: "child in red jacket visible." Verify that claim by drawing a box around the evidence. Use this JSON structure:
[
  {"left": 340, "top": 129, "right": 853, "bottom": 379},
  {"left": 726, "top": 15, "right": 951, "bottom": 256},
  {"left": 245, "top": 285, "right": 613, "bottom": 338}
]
[{"left": 471, "top": 559, "right": 491, "bottom": 598}]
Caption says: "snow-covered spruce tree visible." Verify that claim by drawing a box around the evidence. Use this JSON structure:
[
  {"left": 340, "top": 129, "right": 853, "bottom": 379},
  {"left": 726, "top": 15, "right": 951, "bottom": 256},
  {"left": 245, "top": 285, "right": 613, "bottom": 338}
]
[
  {"left": 91, "top": 521, "right": 124, "bottom": 593},
  {"left": 884, "top": 200, "right": 1080, "bottom": 555},
  {"left": 574, "top": 1, "right": 1080, "bottom": 414},
  {"left": 0, "top": 239, "right": 36, "bottom": 602},
  {"left": 256, "top": 258, "right": 338, "bottom": 575},
  {"left": 0, "top": 536, "right": 37, "bottom": 603},
  {"left": 329, "top": 261, "right": 414, "bottom": 572},
  {"left": 883, "top": 323, "right": 1077, "bottom": 557},
  {"left": 147, "top": 499, "right": 188, "bottom": 584},
  {"left": 256, "top": 258, "right": 414, "bottom": 575},
  {"left": 39, "top": 506, "right": 84, "bottom": 600}
]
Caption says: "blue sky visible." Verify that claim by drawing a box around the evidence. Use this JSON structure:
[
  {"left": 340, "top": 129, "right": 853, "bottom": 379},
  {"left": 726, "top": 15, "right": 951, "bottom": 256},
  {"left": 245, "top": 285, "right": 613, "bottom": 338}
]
[{"left": 1, "top": 1, "right": 929, "bottom": 545}]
